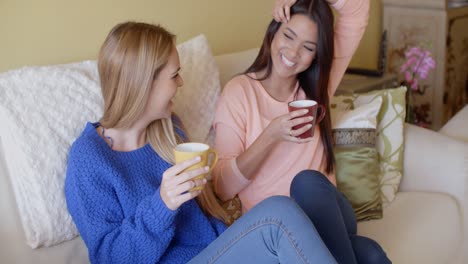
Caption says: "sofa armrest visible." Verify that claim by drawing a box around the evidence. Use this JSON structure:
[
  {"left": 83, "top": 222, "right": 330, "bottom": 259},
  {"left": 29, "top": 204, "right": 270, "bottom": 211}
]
[
  {"left": 402, "top": 123, "right": 468, "bottom": 262},
  {"left": 439, "top": 105, "right": 468, "bottom": 142},
  {"left": 402, "top": 124, "right": 468, "bottom": 200}
]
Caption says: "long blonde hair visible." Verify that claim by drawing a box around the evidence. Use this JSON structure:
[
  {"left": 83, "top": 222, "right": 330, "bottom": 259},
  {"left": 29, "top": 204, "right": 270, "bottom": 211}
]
[{"left": 98, "top": 21, "right": 229, "bottom": 223}]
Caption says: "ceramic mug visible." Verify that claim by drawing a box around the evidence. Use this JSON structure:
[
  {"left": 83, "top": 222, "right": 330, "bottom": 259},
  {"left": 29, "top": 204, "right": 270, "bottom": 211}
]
[
  {"left": 288, "top": 100, "right": 326, "bottom": 138},
  {"left": 173, "top": 142, "right": 218, "bottom": 191}
]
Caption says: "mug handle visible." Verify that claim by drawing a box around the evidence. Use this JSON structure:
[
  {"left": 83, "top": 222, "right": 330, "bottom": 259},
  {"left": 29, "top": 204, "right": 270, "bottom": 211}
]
[
  {"left": 207, "top": 149, "right": 218, "bottom": 173},
  {"left": 316, "top": 105, "right": 326, "bottom": 124}
]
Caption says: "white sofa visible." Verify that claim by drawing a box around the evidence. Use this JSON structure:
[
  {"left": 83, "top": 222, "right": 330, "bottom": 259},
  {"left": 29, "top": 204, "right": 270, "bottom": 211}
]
[
  {"left": 440, "top": 105, "right": 468, "bottom": 143},
  {"left": 1, "top": 48, "right": 467, "bottom": 264}
]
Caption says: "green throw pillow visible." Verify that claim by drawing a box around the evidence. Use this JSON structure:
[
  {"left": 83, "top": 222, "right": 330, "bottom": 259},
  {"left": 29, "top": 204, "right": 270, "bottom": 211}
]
[
  {"left": 331, "top": 97, "right": 383, "bottom": 221},
  {"left": 332, "top": 87, "right": 407, "bottom": 205},
  {"left": 334, "top": 131, "right": 382, "bottom": 221}
]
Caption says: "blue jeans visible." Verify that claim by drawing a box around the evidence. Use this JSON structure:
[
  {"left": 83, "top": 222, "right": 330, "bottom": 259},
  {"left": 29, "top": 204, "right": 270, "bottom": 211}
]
[
  {"left": 189, "top": 196, "right": 337, "bottom": 264},
  {"left": 290, "top": 170, "right": 391, "bottom": 264}
]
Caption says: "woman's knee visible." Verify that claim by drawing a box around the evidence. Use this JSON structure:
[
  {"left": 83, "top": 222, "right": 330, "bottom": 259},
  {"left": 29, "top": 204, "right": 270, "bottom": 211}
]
[
  {"left": 290, "top": 170, "right": 334, "bottom": 197},
  {"left": 259, "top": 195, "right": 296, "bottom": 209},
  {"left": 350, "top": 235, "right": 391, "bottom": 264},
  {"left": 256, "top": 196, "right": 302, "bottom": 216}
]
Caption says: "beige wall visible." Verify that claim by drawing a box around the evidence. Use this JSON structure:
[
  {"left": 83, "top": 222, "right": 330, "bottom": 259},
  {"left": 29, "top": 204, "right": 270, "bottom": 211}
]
[
  {"left": 0, "top": 0, "right": 382, "bottom": 73},
  {"left": 350, "top": 0, "right": 383, "bottom": 70}
]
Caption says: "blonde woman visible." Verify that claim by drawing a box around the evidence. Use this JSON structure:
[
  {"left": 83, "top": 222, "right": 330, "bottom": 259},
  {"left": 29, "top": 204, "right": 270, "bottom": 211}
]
[{"left": 64, "top": 22, "right": 338, "bottom": 264}]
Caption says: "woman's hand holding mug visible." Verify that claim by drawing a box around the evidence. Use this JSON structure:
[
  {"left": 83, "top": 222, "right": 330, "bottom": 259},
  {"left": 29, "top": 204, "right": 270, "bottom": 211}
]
[
  {"left": 160, "top": 157, "right": 208, "bottom": 211},
  {"left": 264, "top": 109, "right": 315, "bottom": 144},
  {"left": 161, "top": 142, "right": 218, "bottom": 210},
  {"left": 288, "top": 100, "right": 326, "bottom": 138}
]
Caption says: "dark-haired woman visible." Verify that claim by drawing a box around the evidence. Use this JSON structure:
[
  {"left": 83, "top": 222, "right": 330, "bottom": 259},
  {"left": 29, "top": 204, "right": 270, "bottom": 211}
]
[{"left": 213, "top": 0, "right": 391, "bottom": 263}]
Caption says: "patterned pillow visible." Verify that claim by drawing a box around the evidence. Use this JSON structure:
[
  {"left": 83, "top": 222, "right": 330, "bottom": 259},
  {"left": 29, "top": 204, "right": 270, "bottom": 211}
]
[
  {"left": 222, "top": 197, "right": 242, "bottom": 226},
  {"left": 332, "top": 97, "right": 383, "bottom": 220},
  {"left": 332, "top": 86, "right": 407, "bottom": 205}
]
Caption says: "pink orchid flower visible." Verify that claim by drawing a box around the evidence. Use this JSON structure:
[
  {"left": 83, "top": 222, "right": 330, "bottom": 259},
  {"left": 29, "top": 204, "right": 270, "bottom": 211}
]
[{"left": 400, "top": 46, "right": 436, "bottom": 92}]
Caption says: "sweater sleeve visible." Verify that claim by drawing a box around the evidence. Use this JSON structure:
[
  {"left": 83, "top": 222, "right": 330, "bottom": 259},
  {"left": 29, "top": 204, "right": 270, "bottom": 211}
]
[
  {"left": 65, "top": 146, "right": 177, "bottom": 264},
  {"left": 209, "top": 216, "right": 228, "bottom": 236},
  {"left": 212, "top": 79, "right": 252, "bottom": 201},
  {"left": 328, "top": 0, "right": 370, "bottom": 96}
]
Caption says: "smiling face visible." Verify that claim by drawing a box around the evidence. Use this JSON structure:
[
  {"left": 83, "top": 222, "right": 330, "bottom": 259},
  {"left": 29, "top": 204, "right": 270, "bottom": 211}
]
[
  {"left": 270, "top": 14, "right": 318, "bottom": 79},
  {"left": 142, "top": 45, "right": 183, "bottom": 121}
]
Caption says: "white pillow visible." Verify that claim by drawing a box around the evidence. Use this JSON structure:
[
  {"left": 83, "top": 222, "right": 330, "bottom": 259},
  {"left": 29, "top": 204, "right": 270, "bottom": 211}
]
[
  {"left": 331, "top": 96, "right": 382, "bottom": 129},
  {"left": 0, "top": 61, "right": 101, "bottom": 248},
  {"left": 174, "top": 34, "right": 221, "bottom": 143},
  {"left": 0, "top": 34, "right": 219, "bottom": 248}
]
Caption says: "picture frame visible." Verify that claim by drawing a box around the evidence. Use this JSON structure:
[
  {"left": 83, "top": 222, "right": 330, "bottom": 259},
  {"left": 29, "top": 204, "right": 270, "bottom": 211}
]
[{"left": 346, "top": 30, "right": 387, "bottom": 77}]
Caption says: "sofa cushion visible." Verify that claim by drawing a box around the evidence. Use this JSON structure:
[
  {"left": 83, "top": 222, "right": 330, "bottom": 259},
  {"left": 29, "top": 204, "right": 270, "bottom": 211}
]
[{"left": 358, "top": 191, "right": 462, "bottom": 264}]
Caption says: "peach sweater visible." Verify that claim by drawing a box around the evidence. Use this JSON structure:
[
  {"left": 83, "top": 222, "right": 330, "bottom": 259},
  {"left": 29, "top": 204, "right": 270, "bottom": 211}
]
[{"left": 213, "top": 0, "right": 370, "bottom": 212}]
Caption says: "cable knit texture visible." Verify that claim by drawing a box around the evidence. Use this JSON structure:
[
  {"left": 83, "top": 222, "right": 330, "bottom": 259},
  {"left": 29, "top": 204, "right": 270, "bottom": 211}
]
[{"left": 65, "top": 122, "right": 226, "bottom": 264}]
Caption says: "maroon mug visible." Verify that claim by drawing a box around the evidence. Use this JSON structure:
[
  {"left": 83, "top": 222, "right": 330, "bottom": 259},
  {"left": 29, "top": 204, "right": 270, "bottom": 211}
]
[{"left": 288, "top": 100, "right": 326, "bottom": 138}]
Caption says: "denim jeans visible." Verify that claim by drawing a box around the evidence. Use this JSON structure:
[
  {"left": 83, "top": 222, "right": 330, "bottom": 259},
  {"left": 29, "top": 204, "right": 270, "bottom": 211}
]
[
  {"left": 189, "top": 196, "right": 337, "bottom": 264},
  {"left": 290, "top": 170, "right": 392, "bottom": 264}
]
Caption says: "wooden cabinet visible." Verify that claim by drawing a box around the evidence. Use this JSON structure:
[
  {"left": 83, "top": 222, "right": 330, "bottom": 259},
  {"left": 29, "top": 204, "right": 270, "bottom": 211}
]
[{"left": 383, "top": 0, "right": 468, "bottom": 130}]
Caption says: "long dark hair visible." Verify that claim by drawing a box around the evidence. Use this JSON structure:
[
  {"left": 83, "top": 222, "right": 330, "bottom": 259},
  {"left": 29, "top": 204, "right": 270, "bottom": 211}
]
[{"left": 244, "top": 0, "right": 335, "bottom": 174}]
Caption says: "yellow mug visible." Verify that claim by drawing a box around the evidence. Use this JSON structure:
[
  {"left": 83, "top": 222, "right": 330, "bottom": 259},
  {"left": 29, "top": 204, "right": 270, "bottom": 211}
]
[{"left": 173, "top": 142, "right": 218, "bottom": 191}]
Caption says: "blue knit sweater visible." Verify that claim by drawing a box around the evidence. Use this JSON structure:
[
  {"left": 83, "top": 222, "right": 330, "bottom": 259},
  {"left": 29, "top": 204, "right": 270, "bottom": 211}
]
[{"left": 65, "top": 122, "right": 227, "bottom": 264}]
